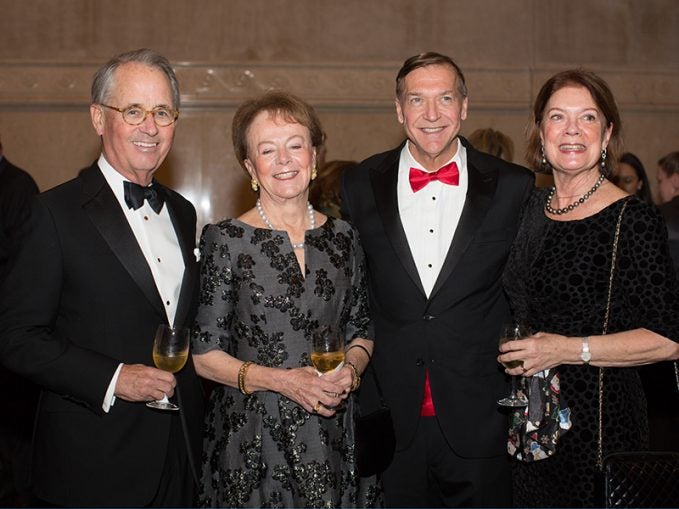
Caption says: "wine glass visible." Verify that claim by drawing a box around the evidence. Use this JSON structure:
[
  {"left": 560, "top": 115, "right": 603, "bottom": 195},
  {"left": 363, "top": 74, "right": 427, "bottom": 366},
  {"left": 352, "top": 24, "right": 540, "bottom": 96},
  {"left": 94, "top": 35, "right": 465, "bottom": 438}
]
[
  {"left": 497, "top": 322, "right": 531, "bottom": 408},
  {"left": 146, "top": 324, "right": 190, "bottom": 411},
  {"left": 310, "top": 325, "right": 345, "bottom": 375}
]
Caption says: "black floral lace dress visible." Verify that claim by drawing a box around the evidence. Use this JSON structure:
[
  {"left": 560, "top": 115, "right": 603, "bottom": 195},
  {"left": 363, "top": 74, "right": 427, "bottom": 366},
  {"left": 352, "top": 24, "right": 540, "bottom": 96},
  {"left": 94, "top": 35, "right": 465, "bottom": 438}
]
[
  {"left": 503, "top": 190, "right": 679, "bottom": 507},
  {"left": 192, "top": 217, "right": 382, "bottom": 508}
]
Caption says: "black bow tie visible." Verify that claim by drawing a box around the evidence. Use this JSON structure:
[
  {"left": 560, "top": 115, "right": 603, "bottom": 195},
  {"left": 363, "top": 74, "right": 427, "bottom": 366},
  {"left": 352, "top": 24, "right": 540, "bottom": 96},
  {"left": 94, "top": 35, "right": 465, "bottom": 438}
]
[{"left": 123, "top": 181, "right": 165, "bottom": 214}]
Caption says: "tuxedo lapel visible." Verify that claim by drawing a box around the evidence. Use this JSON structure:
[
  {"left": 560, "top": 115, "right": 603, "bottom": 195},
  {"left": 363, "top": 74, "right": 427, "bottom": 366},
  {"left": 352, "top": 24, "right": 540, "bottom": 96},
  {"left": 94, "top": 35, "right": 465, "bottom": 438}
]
[
  {"left": 79, "top": 165, "right": 166, "bottom": 318},
  {"left": 370, "top": 147, "right": 426, "bottom": 297},
  {"left": 164, "top": 191, "right": 197, "bottom": 328},
  {"left": 429, "top": 153, "right": 498, "bottom": 300}
]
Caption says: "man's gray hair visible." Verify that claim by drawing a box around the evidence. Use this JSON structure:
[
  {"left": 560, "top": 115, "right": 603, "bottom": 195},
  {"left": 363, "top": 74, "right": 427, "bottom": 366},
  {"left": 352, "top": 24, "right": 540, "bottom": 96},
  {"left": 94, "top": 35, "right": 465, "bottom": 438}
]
[{"left": 91, "top": 48, "right": 180, "bottom": 109}]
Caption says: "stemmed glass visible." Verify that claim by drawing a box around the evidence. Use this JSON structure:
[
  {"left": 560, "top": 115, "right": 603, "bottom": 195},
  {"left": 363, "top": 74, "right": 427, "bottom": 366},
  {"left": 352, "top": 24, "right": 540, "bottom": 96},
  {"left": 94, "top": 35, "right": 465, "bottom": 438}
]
[
  {"left": 146, "top": 324, "right": 190, "bottom": 411},
  {"left": 309, "top": 325, "right": 346, "bottom": 410},
  {"left": 497, "top": 322, "right": 531, "bottom": 408},
  {"left": 309, "top": 325, "right": 345, "bottom": 375}
]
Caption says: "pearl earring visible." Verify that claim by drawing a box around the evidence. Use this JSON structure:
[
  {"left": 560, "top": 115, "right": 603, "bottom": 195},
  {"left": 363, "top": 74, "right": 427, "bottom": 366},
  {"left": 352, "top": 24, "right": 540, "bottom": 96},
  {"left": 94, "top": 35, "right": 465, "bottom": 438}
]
[{"left": 541, "top": 145, "right": 547, "bottom": 167}]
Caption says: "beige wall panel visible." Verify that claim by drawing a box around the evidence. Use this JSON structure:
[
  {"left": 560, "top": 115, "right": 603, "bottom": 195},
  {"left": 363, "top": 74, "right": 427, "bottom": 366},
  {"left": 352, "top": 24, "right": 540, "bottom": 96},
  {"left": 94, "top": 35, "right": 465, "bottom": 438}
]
[
  {"left": 533, "top": 0, "right": 679, "bottom": 68},
  {"left": 1, "top": 0, "right": 534, "bottom": 64},
  {"left": 0, "top": 109, "right": 97, "bottom": 191}
]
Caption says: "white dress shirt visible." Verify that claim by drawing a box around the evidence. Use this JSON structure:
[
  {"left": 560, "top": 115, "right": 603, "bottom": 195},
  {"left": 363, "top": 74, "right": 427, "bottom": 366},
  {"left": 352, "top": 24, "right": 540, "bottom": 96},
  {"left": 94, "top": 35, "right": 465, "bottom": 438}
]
[
  {"left": 98, "top": 154, "right": 185, "bottom": 411},
  {"left": 397, "top": 139, "right": 468, "bottom": 297}
]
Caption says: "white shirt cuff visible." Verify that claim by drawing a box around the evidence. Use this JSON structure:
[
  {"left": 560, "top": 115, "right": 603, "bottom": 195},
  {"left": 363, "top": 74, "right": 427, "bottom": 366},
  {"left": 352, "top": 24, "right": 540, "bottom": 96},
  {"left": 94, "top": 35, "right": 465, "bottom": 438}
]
[{"left": 102, "top": 363, "right": 123, "bottom": 413}]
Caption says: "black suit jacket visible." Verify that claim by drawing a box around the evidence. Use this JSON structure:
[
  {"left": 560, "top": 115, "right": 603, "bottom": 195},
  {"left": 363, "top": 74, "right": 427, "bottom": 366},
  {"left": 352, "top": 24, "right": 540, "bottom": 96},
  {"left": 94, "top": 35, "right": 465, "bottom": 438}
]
[
  {"left": 0, "top": 163, "right": 203, "bottom": 506},
  {"left": 341, "top": 138, "right": 534, "bottom": 457}
]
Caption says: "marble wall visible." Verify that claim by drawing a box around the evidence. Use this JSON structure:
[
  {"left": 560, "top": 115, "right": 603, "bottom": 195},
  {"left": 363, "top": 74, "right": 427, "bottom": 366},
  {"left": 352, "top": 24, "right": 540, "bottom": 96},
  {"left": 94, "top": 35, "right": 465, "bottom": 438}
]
[{"left": 1, "top": 0, "right": 678, "bottom": 228}]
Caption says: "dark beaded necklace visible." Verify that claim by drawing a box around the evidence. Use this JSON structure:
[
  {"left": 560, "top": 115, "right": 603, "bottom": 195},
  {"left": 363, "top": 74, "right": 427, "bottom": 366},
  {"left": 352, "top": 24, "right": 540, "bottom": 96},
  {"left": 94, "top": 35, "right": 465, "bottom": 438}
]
[{"left": 545, "top": 173, "right": 606, "bottom": 216}]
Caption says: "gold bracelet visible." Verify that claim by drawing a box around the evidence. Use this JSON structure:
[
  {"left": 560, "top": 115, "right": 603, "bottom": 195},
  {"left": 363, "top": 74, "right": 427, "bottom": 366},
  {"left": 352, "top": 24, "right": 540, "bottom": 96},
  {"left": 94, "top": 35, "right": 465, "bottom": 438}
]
[
  {"left": 238, "top": 361, "right": 254, "bottom": 395},
  {"left": 346, "top": 361, "right": 360, "bottom": 392}
]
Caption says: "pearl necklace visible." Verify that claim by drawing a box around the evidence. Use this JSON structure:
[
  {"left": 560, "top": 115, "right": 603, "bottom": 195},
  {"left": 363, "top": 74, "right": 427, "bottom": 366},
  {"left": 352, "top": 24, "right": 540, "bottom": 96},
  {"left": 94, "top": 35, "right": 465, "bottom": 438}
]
[
  {"left": 256, "top": 198, "right": 315, "bottom": 249},
  {"left": 545, "top": 173, "right": 606, "bottom": 216}
]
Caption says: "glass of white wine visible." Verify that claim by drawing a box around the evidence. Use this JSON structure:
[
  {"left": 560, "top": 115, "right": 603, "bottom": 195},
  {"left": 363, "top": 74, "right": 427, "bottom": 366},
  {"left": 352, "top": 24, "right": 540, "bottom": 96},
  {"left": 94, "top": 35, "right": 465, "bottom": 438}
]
[
  {"left": 146, "top": 324, "right": 190, "bottom": 411},
  {"left": 497, "top": 322, "right": 531, "bottom": 408},
  {"left": 310, "top": 325, "right": 345, "bottom": 375}
]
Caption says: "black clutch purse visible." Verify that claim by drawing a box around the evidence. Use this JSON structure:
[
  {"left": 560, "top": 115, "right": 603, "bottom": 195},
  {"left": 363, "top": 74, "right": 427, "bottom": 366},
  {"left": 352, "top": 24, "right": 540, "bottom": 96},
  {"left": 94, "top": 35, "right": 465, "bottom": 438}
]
[
  {"left": 603, "top": 451, "right": 679, "bottom": 508},
  {"left": 354, "top": 360, "right": 396, "bottom": 477}
]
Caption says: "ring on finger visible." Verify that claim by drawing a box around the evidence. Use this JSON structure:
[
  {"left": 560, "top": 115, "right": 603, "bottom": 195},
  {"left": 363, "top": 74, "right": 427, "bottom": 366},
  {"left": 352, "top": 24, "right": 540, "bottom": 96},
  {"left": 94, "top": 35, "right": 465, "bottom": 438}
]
[{"left": 313, "top": 401, "right": 321, "bottom": 413}]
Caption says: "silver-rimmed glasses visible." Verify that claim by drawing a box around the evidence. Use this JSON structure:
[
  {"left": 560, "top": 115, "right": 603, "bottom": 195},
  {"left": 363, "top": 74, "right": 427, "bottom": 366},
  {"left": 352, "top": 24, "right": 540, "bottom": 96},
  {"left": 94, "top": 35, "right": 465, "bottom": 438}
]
[{"left": 99, "top": 104, "right": 179, "bottom": 127}]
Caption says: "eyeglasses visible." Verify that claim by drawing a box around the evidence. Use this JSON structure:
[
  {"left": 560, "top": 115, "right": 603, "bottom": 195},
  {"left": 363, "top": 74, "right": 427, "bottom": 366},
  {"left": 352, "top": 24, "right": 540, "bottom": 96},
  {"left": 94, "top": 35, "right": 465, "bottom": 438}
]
[{"left": 99, "top": 104, "right": 179, "bottom": 127}]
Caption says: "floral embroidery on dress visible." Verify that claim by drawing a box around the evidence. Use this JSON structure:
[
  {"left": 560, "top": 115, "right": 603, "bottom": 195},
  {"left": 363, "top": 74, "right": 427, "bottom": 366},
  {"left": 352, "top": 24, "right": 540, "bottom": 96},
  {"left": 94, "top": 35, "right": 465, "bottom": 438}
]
[{"left": 193, "top": 217, "right": 381, "bottom": 508}]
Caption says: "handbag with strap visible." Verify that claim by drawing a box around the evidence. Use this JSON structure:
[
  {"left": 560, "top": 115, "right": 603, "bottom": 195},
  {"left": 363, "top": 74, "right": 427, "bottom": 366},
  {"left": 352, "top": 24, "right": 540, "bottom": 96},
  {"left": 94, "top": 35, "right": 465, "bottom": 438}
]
[
  {"left": 353, "top": 356, "right": 396, "bottom": 477},
  {"left": 596, "top": 198, "right": 629, "bottom": 469}
]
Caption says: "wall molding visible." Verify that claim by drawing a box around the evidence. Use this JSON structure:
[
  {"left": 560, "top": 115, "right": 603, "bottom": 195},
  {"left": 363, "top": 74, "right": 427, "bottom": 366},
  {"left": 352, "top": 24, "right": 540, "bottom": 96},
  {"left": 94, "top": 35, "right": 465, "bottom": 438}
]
[{"left": 2, "top": 62, "right": 679, "bottom": 112}]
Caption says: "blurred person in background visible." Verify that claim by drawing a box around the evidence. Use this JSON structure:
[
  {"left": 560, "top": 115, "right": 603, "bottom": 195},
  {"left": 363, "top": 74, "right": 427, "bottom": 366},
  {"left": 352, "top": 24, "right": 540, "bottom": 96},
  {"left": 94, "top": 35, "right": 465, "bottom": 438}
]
[
  {"left": 0, "top": 136, "right": 39, "bottom": 506},
  {"left": 309, "top": 159, "right": 356, "bottom": 218},
  {"left": 640, "top": 150, "right": 679, "bottom": 453},
  {"left": 0, "top": 135, "right": 39, "bottom": 284},
  {"left": 467, "top": 127, "right": 514, "bottom": 162},
  {"left": 610, "top": 151, "right": 652, "bottom": 203}
]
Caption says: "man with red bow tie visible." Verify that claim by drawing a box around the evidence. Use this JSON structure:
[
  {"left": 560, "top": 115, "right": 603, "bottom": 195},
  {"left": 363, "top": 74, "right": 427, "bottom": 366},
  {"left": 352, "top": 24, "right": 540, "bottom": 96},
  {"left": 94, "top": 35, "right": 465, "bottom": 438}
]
[{"left": 341, "top": 52, "right": 534, "bottom": 507}]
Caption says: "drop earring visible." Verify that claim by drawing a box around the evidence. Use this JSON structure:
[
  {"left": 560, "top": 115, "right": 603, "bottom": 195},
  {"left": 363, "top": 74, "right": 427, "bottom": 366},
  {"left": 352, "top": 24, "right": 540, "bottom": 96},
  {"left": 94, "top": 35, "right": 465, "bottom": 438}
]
[
  {"left": 311, "top": 167, "right": 318, "bottom": 180},
  {"left": 541, "top": 145, "right": 548, "bottom": 168},
  {"left": 600, "top": 148, "right": 607, "bottom": 172},
  {"left": 251, "top": 179, "right": 259, "bottom": 192}
]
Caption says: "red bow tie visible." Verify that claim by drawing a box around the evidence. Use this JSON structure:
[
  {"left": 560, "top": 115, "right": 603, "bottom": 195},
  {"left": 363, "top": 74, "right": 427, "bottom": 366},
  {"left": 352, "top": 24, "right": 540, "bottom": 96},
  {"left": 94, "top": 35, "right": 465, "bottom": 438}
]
[{"left": 409, "top": 161, "right": 460, "bottom": 192}]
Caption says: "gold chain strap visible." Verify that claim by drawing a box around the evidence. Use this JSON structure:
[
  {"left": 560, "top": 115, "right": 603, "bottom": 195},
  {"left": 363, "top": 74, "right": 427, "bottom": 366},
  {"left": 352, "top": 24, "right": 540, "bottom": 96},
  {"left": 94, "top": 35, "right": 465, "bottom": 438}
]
[{"left": 597, "top": 199, "right": 629, "bottom": 470}]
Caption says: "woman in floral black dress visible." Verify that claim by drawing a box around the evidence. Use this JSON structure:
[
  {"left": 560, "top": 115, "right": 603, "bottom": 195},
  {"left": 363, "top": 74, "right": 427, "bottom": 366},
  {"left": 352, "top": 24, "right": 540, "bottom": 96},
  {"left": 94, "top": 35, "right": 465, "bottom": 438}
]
[
  {"left": 192, "top": 92, "right": 381, "bottom": 507},
  {"left": 500, "top": 70, "right": 679, "bottom": 507}
]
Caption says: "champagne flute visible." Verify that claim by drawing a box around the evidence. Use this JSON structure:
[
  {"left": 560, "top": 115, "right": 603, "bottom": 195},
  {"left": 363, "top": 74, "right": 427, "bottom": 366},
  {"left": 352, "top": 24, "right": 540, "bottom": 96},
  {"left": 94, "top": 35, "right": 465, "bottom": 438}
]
[
  {"left": 497, "top": 322, "right": 531, "bottom": 408},
  {"left": 146, "top": 324, "right": 190, "bottom": 411},
  {"left": 310, "top": 325, "right": 345, "bottom": 375}
]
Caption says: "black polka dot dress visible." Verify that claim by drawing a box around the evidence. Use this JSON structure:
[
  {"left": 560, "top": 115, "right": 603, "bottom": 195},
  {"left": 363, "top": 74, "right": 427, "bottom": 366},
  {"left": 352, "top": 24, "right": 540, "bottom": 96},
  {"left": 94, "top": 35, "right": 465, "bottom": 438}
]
[{"left": 503, "top": 190, "right": 679, "bottom": 507}]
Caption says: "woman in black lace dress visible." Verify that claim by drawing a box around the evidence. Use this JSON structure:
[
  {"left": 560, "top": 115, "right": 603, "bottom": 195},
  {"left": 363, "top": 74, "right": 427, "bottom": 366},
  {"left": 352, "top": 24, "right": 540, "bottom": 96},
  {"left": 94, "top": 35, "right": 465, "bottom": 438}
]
[
  {"left": 192, "top": 92, "right": 381, "bottom": 507},
  {"left": 500, "top": 70, "right": 679, "bottom": 507}
]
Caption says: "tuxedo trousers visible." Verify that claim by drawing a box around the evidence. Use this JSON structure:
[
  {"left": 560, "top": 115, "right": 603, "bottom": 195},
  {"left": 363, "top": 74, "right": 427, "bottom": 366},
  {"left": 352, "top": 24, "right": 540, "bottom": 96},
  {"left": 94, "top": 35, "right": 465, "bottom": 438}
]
[
  {"left": 148, "top": 412, "right": 195, "bottom": 507},
  {"left": 381, "top": 416, "right": 511, "bottom": 508}
]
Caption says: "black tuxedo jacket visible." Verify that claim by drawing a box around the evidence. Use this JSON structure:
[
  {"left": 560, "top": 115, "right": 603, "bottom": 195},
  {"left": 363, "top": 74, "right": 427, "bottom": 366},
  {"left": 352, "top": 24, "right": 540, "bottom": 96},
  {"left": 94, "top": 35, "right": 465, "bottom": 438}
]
[
  {"left": 0, "top": 163, "right": 203, "bottom": 506},
  {"left": 341, "top": 138, "right": 534, "bottom": 457}
]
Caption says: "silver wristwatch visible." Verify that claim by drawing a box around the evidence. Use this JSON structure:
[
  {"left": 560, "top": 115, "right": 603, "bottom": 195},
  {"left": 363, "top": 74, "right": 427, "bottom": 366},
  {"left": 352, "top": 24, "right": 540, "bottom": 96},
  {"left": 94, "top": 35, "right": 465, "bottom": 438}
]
[{"left": 580, "top": 336, "right": 592, "bottom": 365}]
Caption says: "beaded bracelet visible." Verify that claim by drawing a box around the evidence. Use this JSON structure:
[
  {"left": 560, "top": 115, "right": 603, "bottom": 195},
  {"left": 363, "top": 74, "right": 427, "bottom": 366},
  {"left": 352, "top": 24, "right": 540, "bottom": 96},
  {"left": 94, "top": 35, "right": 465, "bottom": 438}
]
[
  {"left": 345, "top": 361, "right": 361, "bottom": 392},
  {"left": 238, "top": 361, "right": 254, "bottom": 395}
]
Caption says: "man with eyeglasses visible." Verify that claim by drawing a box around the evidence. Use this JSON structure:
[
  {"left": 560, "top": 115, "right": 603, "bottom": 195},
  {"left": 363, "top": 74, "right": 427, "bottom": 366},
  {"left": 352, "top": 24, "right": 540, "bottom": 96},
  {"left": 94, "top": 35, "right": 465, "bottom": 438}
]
[{"left": 0, "top": 48, "right": 203, "bottom": 507}]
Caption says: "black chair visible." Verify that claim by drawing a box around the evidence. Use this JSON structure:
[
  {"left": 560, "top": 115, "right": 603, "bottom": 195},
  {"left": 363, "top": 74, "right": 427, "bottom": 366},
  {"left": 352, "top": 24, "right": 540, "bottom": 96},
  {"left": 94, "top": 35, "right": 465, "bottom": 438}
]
[{"left": 604, "top": 451, "right": 679, "bottom": 508}]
